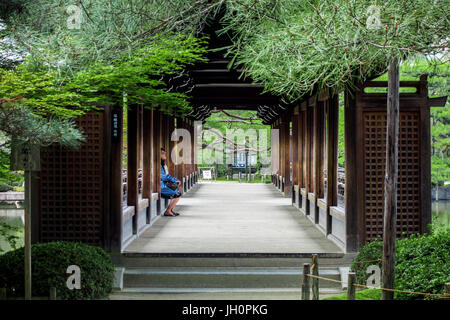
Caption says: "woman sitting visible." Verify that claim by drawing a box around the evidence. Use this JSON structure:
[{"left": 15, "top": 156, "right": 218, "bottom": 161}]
[{"left": 160, "top": 148, "right": 182, "bottom": 217}]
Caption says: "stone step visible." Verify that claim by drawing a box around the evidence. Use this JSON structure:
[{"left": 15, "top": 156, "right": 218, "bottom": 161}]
[
  {"left": 110, "top": 287, "right": 344, "bottom": 300},
  {"left": 122, "top": 267, "right": 342, "bottom": 289},
  {"left": 113, "top": 254, "right": 352, "bottom": 269}
]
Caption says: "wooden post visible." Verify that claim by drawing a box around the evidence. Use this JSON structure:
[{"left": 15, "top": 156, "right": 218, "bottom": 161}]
[
  {"left": 153, "top": 110, "right": 162, "bottom": 213},
  {"left": 143, "top": 107, "right": 152, "bottom": 224},
  {"left": 311, "top": 254, "right": 319, "bottom": 300},
  {"left": 347, "top": 272, "right": 356, "bottom": 300},
  {"left": 382, "top": 57, "right": 400, "bottom": 300},
  {"left": 301, "top": 264, "right": 311, "bottom": 300},
  {"left": 292, "top": 113, "right": 299, "bottom": 203},
  {"left": 326, "top": 95, "right": 339, "bottom": 234},
  {"left": 282, "top": 115, "right": 291, "bottom": 196},
  {"left": 344, "top": 88, "right": 360, "bottom": 252},
  {"left": 24, "top": 169, "right": 32, "bottom": 300},
  {"left": 443, "top": 283, "right": 450, "bottom": 300},
  {"left": 0, "top": 288, "right": 6, "bottom": 300},
  {"left": 110, "top": 104, "right": 124, "bottom": 252},
  {"left": 127, "top": 105, "right": 139, "bottom": 233},
  {"left": 49, "top": 287, "right": 57, "bottom": 300}
]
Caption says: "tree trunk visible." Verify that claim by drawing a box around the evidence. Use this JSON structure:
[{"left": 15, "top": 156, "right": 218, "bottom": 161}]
[{"left": 382, "top": 57, "right": 400, "bottom": 300}]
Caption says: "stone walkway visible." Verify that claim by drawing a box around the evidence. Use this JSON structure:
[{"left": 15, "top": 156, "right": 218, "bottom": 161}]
[{"left": 123, "top": 182, "right": 342, "bottom": 254}]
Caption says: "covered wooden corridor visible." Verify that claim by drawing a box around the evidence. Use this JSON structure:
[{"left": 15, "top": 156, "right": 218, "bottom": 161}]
[
  {"left": 123, "top": 182, "right": 342, "bottom": 254},
  {"left": 28, "top": 13, "right": 446, "bottom": 255}
]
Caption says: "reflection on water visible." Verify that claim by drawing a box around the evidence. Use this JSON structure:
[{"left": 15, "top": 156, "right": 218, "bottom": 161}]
[
  {"left": 432, "top": 201, "right": 450, "bottom": 228},
  {"left": 0, "top": 216, "right": 24, "bottom": 253}
]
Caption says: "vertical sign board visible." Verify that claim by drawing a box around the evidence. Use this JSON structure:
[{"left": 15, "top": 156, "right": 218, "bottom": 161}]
[
  {"left": 112, "top": 109, "right": 121, "bottom": 142},
  {"left": 10, "top": 141, "right": 40, "bottom": 300},
  {"left": 10, "top": 142, "right": 41, "bottom": 171}
]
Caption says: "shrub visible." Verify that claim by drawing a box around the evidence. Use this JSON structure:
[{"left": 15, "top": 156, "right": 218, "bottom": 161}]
[
  {"left": 351, "top": 229, "right": 450, "bottom": 300},
  {"left": 350, "top": 237, "right": 382, "bottom": 285},
  {"left": 394, "top": 229, "right": 450, "bottom": 300},
  {"left": 0, "top": 182, "right": 12, "bottom": 192},
  {"left": 0, "top": 241, "right": 114, "bottom": 300}
]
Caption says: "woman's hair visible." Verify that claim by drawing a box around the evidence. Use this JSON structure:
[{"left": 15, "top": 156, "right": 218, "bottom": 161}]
[{"left": 161, "top": 148, "right": 166, "bottom": 166}]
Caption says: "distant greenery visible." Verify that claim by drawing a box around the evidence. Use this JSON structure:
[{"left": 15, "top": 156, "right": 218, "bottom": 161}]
[
  {"left": 212, "top": 175, "right": 272, "bottom": 184},
  {"left": 199, "top": 110, "right": 272, "bottom": 178}
]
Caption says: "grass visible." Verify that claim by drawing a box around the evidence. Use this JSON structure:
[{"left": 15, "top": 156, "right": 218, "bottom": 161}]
[{"left": 322, "top": 289, "right": 381, "bottom": 300}]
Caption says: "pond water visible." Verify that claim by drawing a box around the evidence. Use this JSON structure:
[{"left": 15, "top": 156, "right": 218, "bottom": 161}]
[
  {"left": 0, "top": 216, "right": 24, "bottom": 253},
  {"left": 432, "top": 200, "right": 450, "bottom": 229}
]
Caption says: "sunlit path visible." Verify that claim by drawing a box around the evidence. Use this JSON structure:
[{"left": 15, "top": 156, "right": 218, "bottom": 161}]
[{"left": 124, "top": 182, "right": 342, "bottom": 254}]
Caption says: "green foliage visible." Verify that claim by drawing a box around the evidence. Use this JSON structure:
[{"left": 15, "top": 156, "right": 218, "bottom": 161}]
[
  {"left": 351, "top": 238, "right": 383, "bottom": 285},
  {"left": 0, "top": 137, "right": 22, "bottom": 188},
  {"left": 67, "top": 35, "right": 208, "bottom": 117},
  {"left": 351, "top": 229, "right": 450, "bottom": 300},
  {"left": 0, "top": 182, "right": 12, "bottom": 192},
  {"left": 1, "top": 0, "right": 219, "bottom": 74},
  {"left": 323, "top": 289, "right": 381, "bottom": 300},
  {"left": 221, "top": 0, "right": 449, "bottom": 102},
  {"left": 200, "top": 110, "right": 271, "bottom": 170},
  {"left": 394, "top": 229, "right": 450, "bottom": 300},
  {"left": 0, "top": 241, "right": 115, "bottom": 300},
  {"left": 431, "top": 156, "right": 450, "bottom": 187}
]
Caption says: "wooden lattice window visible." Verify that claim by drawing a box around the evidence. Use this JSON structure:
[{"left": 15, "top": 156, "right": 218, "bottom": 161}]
[
  {"left": 40, "top": 112, "right": 104, "bottom": 246},
  {"left": 363, "top": 112, "right": 421, "bottom": 241}
]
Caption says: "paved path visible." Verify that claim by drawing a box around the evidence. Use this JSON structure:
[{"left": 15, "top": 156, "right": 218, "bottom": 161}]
[{"left": 124, "top": 182, "right": 342, "bottom": 254}]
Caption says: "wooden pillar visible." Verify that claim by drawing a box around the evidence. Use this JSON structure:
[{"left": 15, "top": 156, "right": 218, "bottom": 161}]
[
  {"left": 292, "top": 111, "right": 299, "bottom": 203},
  {"left": 143, "top": 107, "right": 152, "bottom": 224},
  {"left": 175, "top": 117, "right": 182, "bottom": 182},
  {"left": 326, "top": 95, "right": 339, "bottom": 234},
  {"left": 344, "top": 89, "right": 362, "bottom": 252},
  {"left": 152, "top": 109, "right": 162, "bottom": 213},
  {"left": 168, "top": 116, "right": 176, "bottom": 178},
  {"left": 190, "top": 120, "right": 195, "bottom": 186},
  {"left": 279, "top": 121, "right": 285, "bottom": 192},
  {"left": 305, "top": 107, "right": 314, "bottom": 196},
  {"left": 282, "top": 115, "right": 291, "bottom": 196},
  {"left": 108, "top": 104, "right": 123, "bottom": 252},
  {"left": 419, "top": 75, "right": 431, "bottom": 233},
  {"left": 313, "top": 101, "right": 325, "bottom": 200},
  {"left": 180, "top": 119, "right": 187, "bottom": 192},
  {"left": 127, "top": 105, "right": 139, "bottom": 234}
]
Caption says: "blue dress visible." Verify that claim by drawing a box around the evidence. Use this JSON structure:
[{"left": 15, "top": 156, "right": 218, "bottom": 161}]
[{"left": 161, "top": 165, "right": 181, "bottom": 199}]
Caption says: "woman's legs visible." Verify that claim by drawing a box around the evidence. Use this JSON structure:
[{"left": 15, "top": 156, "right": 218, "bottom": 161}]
[{"left": 166, "top": 196, "right": 180, "bottom": 214}]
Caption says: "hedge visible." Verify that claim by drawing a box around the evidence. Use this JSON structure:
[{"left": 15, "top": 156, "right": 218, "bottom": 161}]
[
  {"left": 0, "top": 241, "right": 114, "bottom": 300},
  {"left": 351, "top": 229, "right": 450, "bottom": 300}
]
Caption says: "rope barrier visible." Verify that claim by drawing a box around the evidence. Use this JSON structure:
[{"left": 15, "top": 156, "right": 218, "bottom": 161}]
[
  {"left": 318, "top": 259, "right": 382, "bottom": 266},
  {"left": 304, "top": 273, "right": 447, "bottom": 298}
]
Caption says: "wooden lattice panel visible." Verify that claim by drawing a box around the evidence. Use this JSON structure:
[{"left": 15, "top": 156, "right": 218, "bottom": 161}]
[
  {"left": 39, "top": 112, "right": 104, "bottom": 246},
  {"left": 363, "top": 111, "right": 421, "bottom": 241}
]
